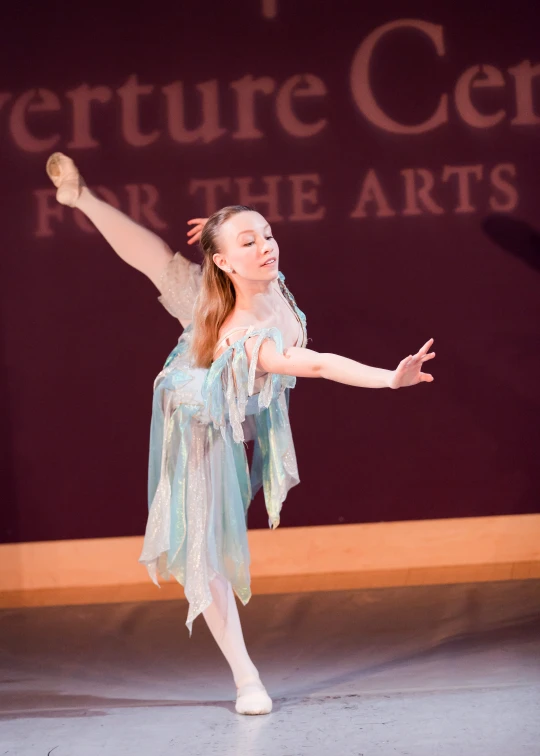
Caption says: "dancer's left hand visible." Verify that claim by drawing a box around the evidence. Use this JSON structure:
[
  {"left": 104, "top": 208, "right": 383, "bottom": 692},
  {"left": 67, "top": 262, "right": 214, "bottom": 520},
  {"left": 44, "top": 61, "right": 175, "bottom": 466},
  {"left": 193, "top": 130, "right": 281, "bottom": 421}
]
[
  {"left": 186, "top": 218, "right": 209, "bottom": 245},
  {"left": 388, "top": 338, "right": 436, "bottom": 389}
]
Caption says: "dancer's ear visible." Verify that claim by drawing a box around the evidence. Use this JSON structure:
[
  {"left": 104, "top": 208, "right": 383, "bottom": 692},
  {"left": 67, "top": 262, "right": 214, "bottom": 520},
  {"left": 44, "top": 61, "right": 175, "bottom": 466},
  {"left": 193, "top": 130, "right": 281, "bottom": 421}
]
[{"left": 213, "top": 252, "right": 233, "bottom": 273}]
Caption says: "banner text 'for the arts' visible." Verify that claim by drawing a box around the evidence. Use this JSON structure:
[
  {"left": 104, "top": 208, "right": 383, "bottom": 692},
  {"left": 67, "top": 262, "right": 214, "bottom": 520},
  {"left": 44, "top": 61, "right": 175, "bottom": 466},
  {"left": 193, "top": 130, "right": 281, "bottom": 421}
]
[{"left": 34, "top": 163, "right": 517, "bottom": 238}]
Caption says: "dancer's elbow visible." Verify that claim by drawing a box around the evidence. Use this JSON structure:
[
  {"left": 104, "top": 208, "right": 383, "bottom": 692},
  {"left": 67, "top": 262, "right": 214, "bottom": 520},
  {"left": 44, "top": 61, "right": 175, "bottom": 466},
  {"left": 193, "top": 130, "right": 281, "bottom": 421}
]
[{"left": 257, "top": 342, "right": 324, "bottom": 378}]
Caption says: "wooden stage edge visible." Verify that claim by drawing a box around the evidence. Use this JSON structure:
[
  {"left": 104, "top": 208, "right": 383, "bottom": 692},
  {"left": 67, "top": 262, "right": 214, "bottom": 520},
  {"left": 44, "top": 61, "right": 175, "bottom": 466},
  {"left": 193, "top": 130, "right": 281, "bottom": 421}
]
[{"left": 1, "top": 514, "right": 539, "bottom": 609}]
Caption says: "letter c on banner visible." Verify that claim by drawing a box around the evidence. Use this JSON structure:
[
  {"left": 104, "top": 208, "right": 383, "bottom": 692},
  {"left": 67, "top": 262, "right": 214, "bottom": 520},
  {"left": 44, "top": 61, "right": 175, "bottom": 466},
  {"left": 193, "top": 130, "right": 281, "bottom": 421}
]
[{"left": 350, "top": 19, "right": 448, "bottom": 135}]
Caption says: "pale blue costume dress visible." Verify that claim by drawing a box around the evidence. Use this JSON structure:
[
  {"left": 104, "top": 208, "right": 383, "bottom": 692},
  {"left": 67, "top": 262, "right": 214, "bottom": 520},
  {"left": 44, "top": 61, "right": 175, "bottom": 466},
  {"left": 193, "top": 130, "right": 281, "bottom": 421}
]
[{"left": 138, "top": 252, "right": 308, "bottom": 636}]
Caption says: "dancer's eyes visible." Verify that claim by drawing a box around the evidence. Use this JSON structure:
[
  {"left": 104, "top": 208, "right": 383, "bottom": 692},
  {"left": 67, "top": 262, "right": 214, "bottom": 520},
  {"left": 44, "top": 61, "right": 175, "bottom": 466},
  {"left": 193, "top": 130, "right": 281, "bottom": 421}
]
[
  {"left": 243, "top": 236, "right": 273, "bottom": 246},
  {"left": 243, "top": 235, "right": 273, "bottom": 247}
]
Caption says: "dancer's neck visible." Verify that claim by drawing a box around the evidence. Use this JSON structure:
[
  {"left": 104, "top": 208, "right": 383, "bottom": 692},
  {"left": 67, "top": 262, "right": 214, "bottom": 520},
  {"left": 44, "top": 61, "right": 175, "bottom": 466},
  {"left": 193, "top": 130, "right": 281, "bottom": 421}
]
[{"left": 232, "top": 277, "right": 278, "bottom": 319}]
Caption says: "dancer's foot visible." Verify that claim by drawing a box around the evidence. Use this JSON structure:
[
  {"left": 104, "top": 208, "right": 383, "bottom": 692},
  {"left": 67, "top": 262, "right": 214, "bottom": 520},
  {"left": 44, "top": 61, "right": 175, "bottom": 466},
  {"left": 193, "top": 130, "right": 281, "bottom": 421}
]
[
  {"left": 235, "top": 674, "right": 273, "bottom": 715},
  {"left": 45, "top": 152, "right": 86, "bottom": 207}
]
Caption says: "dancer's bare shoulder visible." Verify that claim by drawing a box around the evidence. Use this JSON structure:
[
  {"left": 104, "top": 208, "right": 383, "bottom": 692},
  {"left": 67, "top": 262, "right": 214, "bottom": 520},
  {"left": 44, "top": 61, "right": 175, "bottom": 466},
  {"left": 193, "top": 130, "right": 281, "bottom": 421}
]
[{"left": 213, "top": 313, "right": 266, "bottom": 362}]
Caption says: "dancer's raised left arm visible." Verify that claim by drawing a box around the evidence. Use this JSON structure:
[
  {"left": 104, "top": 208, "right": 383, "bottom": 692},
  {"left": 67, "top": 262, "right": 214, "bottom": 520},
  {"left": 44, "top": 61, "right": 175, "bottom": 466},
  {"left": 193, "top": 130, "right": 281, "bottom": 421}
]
[{"left": 247, "top": 337, "right": 435, "bottom": 389}]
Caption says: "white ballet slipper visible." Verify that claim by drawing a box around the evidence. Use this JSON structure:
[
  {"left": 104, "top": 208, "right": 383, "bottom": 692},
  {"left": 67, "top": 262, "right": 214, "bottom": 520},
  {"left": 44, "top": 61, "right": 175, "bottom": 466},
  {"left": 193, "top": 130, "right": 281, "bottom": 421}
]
[
  {"left": 235, "top": 676, "right": 273, "bottom": 715},
  {"left": 45, "top": 152, "right": 85, "bottom": 207}
]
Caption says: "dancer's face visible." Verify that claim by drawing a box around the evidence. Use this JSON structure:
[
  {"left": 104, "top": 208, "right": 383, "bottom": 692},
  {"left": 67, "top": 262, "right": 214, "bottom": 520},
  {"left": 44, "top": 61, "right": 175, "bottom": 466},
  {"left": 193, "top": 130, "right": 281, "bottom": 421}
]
[{"left": 213, "top": 211, "right": 279, "bottom": 281}]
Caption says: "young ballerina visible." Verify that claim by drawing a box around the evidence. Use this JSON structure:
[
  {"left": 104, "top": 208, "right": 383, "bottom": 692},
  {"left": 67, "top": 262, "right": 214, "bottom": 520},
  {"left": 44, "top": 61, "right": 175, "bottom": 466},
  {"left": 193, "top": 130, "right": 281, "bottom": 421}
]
[{"left": 45, "top": 152, "right": 435, "bottom": 715}]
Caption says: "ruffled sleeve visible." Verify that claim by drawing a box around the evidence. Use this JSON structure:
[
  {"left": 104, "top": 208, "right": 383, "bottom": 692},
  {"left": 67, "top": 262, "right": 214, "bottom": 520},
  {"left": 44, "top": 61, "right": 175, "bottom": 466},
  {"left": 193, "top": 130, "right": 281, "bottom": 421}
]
[
  {"left": 201, "top": 326, "right": 296, "bottom": 445},
  {"left": 157, "top": 251, "right": 203, "bottom": 327}
]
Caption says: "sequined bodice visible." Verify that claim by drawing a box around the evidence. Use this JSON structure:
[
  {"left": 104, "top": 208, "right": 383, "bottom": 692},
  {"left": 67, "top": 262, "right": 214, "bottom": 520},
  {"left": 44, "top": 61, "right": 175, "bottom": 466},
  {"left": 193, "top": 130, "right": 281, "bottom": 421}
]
[{"left": 213, "top": 275, "right": 306, "bottom": 368}]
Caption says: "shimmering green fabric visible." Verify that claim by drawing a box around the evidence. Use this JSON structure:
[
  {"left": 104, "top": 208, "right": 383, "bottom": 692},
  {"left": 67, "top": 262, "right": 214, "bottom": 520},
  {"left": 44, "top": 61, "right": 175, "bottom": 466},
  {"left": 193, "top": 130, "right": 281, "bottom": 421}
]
[{"left": 139, "top": 270, "right": 307, "bottom": 636}]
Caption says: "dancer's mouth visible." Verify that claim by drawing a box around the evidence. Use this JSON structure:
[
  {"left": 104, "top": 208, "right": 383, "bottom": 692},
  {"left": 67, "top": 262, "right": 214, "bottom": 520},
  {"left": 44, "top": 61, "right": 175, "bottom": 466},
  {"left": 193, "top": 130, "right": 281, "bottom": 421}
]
[{"left": 261, "top": 258, "right": 277, "bottom": 267}]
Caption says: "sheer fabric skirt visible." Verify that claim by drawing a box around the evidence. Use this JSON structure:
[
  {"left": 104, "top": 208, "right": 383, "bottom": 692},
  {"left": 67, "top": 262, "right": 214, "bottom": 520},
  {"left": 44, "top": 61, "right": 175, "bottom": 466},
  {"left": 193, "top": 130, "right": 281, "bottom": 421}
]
[{"left": 138, "top": 341, "right": 258, "bottom": 637}]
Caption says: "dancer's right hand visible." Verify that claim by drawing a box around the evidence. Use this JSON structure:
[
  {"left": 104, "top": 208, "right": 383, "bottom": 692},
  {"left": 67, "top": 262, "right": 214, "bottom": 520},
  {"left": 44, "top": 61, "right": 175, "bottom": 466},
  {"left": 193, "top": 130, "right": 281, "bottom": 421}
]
[{"left": 186, "top": 218, "right": 209, "bottom": 245}]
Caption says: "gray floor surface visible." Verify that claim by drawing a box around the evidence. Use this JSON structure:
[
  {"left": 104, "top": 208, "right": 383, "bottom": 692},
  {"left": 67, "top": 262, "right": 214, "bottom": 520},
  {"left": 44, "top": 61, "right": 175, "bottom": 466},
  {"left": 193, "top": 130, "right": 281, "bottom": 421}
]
[{"left": 0, "top": 579, "right": 539, "bottom": 755}]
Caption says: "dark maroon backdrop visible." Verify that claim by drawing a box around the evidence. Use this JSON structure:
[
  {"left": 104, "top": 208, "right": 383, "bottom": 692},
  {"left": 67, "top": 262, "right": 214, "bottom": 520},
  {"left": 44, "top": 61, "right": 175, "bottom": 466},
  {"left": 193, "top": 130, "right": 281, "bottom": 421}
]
[{"left": 2, "top": 0, "right": 539, "bottom": 544}]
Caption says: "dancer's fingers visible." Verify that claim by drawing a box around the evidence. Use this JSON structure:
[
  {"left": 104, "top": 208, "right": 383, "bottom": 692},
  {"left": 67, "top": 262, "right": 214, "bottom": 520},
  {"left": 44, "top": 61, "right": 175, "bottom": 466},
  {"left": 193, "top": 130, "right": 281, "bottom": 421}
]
[
  {"left": 412, "top": 340, "right": 434, "bottom": 360},
  {"left": 419, "top": 338, "right": 434, "bottom": 355}
]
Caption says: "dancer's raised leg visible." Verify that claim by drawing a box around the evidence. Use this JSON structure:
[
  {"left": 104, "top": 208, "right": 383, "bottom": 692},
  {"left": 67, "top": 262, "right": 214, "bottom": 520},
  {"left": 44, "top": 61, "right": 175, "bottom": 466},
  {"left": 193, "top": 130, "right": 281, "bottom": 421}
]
[
  {"left": 202, "top": 573, "right": 272, "bottom": 715},
  {"left": 45, "top": 152, "right": 172, "bottom": 285}
]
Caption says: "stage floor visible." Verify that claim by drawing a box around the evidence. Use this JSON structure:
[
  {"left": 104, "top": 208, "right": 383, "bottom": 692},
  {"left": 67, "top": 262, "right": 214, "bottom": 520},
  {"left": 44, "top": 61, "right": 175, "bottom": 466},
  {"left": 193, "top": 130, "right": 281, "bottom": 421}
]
[{"left": 1, "top": 579, "right": 539, "bottom": 755}]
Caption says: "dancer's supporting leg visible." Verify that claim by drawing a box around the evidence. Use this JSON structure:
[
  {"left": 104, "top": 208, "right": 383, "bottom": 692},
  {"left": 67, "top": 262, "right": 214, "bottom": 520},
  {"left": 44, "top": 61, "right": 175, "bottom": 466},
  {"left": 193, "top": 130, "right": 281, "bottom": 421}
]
[{"left": 203, "top": 573, "right": 273, "bottom": 715}]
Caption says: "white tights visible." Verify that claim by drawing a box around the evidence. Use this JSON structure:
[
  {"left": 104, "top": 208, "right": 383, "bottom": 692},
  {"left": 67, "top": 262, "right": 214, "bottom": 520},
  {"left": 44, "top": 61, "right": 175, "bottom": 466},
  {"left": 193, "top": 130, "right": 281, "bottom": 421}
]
[{"left": 202, "top": 573, "right": 262, "bottom": 690}]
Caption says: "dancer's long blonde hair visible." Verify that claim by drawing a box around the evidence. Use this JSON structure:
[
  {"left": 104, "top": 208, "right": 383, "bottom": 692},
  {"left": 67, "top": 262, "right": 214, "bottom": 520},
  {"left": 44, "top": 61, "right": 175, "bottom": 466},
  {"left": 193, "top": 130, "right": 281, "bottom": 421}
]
[{"left": 190, "top": 205, "right": 254, "bottom": 369}]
